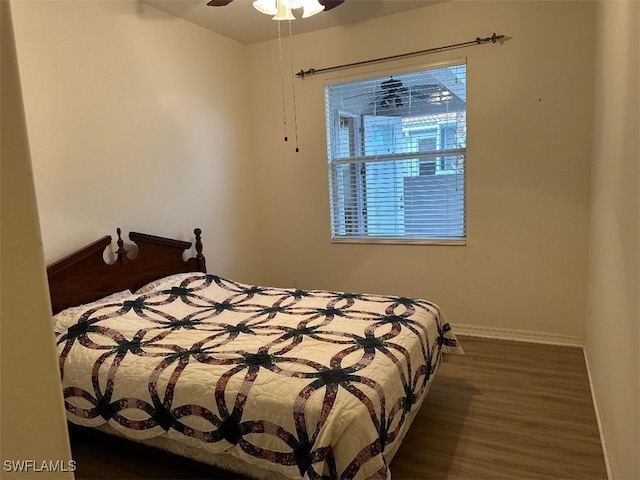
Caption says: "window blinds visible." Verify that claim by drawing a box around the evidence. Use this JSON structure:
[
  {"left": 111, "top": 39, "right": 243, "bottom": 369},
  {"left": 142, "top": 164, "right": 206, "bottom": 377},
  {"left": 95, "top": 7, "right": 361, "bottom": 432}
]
[{"left": 325, "top": 61, "right": 467, "bottom": 242}]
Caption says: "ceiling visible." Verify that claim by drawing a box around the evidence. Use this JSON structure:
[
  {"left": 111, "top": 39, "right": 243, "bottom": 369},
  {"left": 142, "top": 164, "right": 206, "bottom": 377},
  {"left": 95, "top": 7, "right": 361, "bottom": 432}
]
[{"left": 143, "top": 0, "right": 442, "bottom": 45}]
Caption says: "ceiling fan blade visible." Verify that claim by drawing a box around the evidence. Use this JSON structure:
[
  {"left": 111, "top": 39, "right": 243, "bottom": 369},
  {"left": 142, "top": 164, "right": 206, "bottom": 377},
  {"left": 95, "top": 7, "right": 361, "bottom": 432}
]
[
  {"left": 207, "top": 0, "right": 233, "bottom": 6},
  {"left": 318, "top": 0, "right": 345, "bottom": 11}
]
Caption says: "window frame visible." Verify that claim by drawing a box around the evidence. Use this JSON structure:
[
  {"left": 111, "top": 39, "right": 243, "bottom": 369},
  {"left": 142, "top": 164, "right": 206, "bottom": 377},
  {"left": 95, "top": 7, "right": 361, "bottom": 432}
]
[{"left": 324, "top": 59, "right": 468, "bottom": 246}]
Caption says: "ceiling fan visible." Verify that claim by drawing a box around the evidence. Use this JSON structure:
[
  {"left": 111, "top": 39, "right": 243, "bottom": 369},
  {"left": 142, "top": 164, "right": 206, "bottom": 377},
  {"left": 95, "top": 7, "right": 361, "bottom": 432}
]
[
  {"left": 378, "top": 77, "right": 409, "bottom": 108},
  {"left": 355, "top": 78, "right": 455, "bottom": 110},
  {"left": 206, "top": 0, "right": 345, "bottom": 11},
  {"left": 207, "top": 0, "right": 344, "bottom": 12}
]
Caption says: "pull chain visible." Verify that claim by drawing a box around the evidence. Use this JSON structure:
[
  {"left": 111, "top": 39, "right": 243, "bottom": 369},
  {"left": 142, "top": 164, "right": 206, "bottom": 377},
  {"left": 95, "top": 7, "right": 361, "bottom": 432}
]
[
  {"left": 288, "top": 19, "right": 299, "bottom": 153},
  {"left": 277, "top": 20, "right": 288, "bottom": 142}
]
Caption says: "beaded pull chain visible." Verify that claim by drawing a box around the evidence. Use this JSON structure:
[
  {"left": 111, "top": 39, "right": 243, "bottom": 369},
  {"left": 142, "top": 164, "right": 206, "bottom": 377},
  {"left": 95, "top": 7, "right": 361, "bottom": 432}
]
[
  {"left": 277, "top": 20, "right": 288, "bottom": 143},
  {"left": 288, "top": 19, "right": 299, "bottom": 153}
]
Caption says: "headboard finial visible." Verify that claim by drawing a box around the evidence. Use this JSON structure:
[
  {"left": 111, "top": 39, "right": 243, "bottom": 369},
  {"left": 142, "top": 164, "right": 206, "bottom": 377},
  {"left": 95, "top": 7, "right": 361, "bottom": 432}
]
[
  {"left": 115, "top": 227, "right": 128, "bottom": 265},
  {"left": 194, "top": 228, "right": 206, "bottom": 273}
]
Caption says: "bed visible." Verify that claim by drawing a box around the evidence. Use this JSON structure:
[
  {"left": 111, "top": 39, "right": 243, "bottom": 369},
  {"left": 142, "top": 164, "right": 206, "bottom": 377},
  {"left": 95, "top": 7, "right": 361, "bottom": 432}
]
[{"left": 47, "top": 228, "right": 462, "bottom": 480}]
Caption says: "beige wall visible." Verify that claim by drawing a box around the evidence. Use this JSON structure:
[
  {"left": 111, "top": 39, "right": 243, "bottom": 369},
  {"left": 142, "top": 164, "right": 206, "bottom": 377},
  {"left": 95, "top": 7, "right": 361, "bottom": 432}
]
[
  {"left": 248, "top": 0, "right": 596, "bottom": 338},
  {"left": 587, "top": 1, "right": 639, "bottom": 478},
  {"left": 1, "top": 1, "right": 74, "bottom": 477},
  {"left": 11, "top": 0, "right": 262, "bottom": 284}
]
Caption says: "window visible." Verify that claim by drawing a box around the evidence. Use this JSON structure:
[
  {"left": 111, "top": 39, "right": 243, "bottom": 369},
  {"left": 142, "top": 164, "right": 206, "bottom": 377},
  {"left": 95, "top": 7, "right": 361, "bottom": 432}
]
[{"left": 325, "top": 61, "right": 466, "bottom": 243}]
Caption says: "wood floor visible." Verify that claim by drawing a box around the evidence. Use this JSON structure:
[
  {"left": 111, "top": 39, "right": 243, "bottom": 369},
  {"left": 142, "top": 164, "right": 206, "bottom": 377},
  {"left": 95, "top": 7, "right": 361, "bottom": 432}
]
[
  {"left": 70, "top": 336, "right": 608, "bottom": 479},
  {"left": 389, "top": 336, "right": 607, "bottom": 479}
]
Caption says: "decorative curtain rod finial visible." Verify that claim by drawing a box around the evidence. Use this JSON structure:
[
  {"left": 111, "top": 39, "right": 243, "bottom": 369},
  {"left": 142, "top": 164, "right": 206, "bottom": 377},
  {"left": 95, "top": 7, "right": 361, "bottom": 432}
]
[
  {"left": 297, "top": 68, "right": 314, "bottom": 78},
  {"left": 476, "top": 33, "right": 505, "bottom": 44}
]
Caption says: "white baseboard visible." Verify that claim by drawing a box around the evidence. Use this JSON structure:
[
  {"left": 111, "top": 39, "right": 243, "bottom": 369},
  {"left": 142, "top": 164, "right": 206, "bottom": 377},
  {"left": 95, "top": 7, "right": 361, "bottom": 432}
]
[
  {"left": 452, "top": 323, "right": 585, "bottom": 347},
  {"left": 582, "top": 348, "right": 614, "bottom": 480}
]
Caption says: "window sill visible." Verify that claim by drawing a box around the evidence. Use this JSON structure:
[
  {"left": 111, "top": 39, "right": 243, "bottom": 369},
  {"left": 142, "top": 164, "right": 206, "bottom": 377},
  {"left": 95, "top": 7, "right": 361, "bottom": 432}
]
[{"left": 331, "top": 237, "right": 466, "bottom": 246}]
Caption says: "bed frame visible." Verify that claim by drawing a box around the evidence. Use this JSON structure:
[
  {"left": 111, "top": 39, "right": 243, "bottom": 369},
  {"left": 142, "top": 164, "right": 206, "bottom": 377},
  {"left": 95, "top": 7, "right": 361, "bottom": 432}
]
[
  {"left": 46, "top": 228, "right": 445, "bottom": 480},
  {"left": 47, "top": 228, "right": 206, "bottom": 315}
]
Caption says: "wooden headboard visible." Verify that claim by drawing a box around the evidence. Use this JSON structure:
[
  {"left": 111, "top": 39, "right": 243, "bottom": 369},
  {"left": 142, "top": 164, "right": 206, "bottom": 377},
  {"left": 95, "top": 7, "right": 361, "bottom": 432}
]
[{"left": 47, "top": 228, "right": 206, "bottom": 314}]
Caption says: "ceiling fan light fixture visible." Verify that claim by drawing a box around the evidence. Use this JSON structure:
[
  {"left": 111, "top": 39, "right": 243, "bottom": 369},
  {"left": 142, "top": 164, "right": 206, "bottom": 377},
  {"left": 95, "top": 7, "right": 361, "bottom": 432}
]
[
  {"left": 301, "top": 0, "right": 324, "bottom": 18},
  {"left": 272, "top": 0, "right": 296, "bottom": 20},
  {"left": 252, "top": 0, "right": 277, "bottom": 15}
]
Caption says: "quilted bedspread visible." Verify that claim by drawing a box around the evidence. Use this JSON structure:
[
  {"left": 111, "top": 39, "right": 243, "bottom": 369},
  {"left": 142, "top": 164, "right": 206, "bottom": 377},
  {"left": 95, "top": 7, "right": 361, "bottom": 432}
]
[{"left": 55, "top": 273, "right": 462, "bottom": 479}]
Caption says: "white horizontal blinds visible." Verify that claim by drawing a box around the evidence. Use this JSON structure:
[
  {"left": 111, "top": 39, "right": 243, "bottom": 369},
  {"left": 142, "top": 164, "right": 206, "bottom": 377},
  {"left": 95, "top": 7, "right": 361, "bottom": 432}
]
[{"left": 326, "top": 61, "right": 467, "bottom": 240}]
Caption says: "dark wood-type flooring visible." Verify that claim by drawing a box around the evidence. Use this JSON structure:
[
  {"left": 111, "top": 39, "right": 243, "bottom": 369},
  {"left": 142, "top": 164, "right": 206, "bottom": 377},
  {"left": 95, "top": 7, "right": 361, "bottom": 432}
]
[{"left": 70, "top": 336, "right": 608, "bottom": 479}]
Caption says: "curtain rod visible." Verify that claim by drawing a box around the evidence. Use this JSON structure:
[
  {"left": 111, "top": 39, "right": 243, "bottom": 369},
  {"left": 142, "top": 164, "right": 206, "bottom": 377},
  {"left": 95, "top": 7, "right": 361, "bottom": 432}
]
[{"left": 296, "top": 32, "right": 508, "bottom": 78}]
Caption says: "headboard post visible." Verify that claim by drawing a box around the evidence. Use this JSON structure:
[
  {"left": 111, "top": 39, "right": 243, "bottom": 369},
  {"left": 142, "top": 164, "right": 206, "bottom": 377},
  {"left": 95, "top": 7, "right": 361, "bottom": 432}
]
[{"left": 194, "top": 228, "right": 206, "bottom": 273}]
